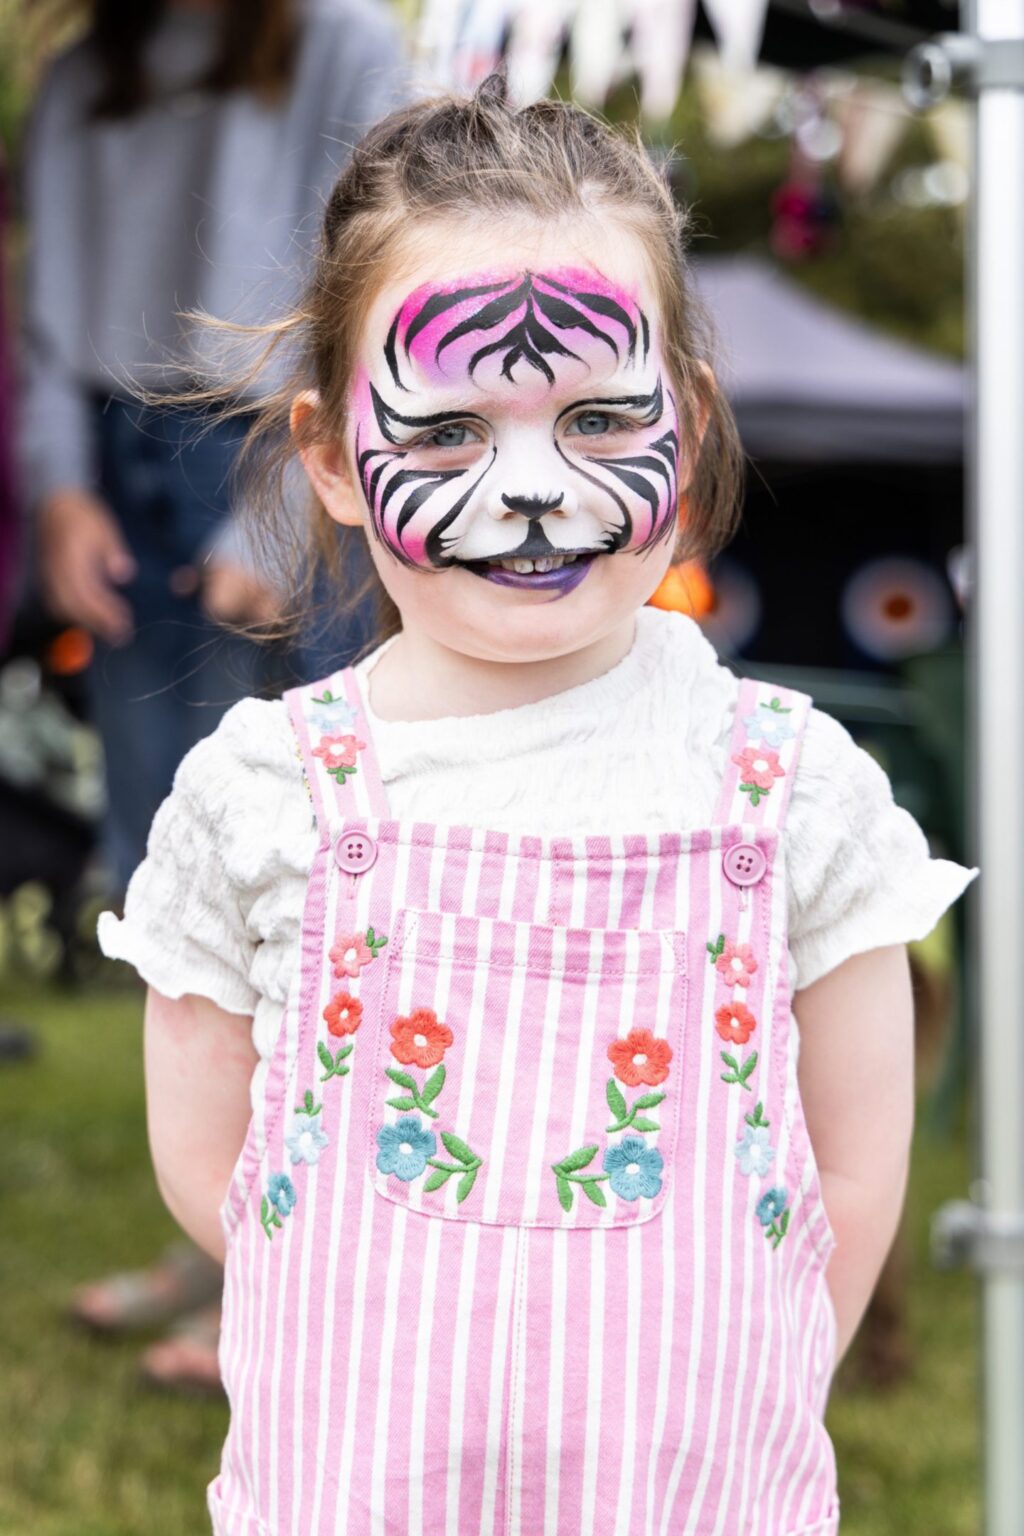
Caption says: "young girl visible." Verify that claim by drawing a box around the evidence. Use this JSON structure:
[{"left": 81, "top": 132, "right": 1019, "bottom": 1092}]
[{"left": 99, "top": 78, "right": 975, "bottom": 1535}]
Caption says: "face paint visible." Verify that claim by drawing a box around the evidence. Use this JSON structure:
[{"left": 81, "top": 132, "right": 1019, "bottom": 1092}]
[{"left": 350, "top": 265, "right": 680, "bottom": 596}]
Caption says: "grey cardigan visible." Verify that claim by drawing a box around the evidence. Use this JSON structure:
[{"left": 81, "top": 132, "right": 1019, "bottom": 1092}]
[{"left": 18, "top": 0, "right": 406, "bottom": 510}]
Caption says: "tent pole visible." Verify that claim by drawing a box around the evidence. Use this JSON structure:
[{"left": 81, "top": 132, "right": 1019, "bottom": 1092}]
[
  {"left": 915, "top": 6, "right": 1024, "bottom": 1531},
  {"left": 971, "top": 4, "right": 1024, "bottom": 1528}
]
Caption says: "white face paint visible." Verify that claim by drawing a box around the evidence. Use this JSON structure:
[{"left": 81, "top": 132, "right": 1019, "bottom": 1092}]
[{"left": 348, "top": 263, "right": 681, "bottom": 600}]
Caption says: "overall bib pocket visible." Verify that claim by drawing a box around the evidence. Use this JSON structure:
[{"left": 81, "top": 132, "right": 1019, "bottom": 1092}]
[{"left": 365, "top": 908, "right": 688, "bottom": 1228}]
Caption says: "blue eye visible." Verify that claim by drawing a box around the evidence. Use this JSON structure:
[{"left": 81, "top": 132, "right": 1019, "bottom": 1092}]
[
  {"left": 568, "top": 411, "right": 615, "bottom": 437},
  {"left": 424, "top": 424, "right": 475, "bottom": 448}
]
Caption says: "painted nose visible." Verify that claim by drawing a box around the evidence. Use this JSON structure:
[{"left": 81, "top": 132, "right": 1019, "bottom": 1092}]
[{"left": 499, "top": 492, "right": 566, "bottom": 520}]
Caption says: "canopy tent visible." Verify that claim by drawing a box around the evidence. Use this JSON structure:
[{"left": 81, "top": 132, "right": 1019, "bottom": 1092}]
[{"left": 693, "top": 254, "right": 964, "bottom": 462}]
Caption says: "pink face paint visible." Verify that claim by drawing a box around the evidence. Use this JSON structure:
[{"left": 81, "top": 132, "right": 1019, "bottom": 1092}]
[{"left": 350, "top": 265, "right": 680, "bottom": 588}]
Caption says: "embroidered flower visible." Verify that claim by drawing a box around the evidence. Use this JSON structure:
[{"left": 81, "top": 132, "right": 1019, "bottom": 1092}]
[
  {"left": 715, "top": 1001, "right": 758, "bottom": 1045},
  {"left": 267, "top": 1172, "right": 297, "bottom": 1216},
  {"left": 735, "top": 1125, "right": 777, "bottom": 1177},
  {"left": 756, "top": 1186, "right": 789, "bottom": 1226},
  {"left": 607, "top": 1027, "right": 673, "bottom": 1088},
  {"left": 324, "top": 991, "right": 363, "bottom": 1037},
  {"left": 732, "top": 745, "right": 785, "bottom": 793},
  {"left": 390, "top": 1008, "right": 453, "bottom": 1068},
  {"left": 603, "top": 1136, "right": 664, "bottom": 1202},
  {"left": 376, "top": 1115, "right": 436, "bottom": 1181},
  {"left": 311, "top": 693, "right": 358, "bottom": 731},
  {"left": 743, "top": 709, "right": 795, "bottom": 750},
  {"left": 285, "top": 1112, "right": 330, "bottom": 1167},
  {"left": 312, "top": 734, "right": 365, "bottom": 775},
  {"left": 715, "top": 940, "right": 758, "bottom": 989},
  {"left": 330, "top": 933, "right": 374, "bottom": 978}
]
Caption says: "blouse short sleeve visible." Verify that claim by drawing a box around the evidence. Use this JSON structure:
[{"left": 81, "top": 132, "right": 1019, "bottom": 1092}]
[
  {"left": 785, "top": 705, "right": 977, "bottom": 992},
  {"left": 96, "top": 697, "right": 318, "bottom": 1016}
]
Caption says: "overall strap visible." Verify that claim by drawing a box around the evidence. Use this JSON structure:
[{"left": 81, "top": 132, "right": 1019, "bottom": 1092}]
[
  {"left": 285, "top": 667, "right": 390, "bottom": 840},
  {"left": 713, "top": 677, "right": 813, "bottom": 831}
]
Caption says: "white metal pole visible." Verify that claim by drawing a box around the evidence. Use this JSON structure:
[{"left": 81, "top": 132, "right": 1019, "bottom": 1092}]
[{"left": 969, "top": 3, "right": 1024, "bottom": 1530}]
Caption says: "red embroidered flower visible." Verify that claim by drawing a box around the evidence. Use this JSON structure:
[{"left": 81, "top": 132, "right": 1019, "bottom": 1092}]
[
  {"left": 323, "top": 991, "right": 363, "bottom": 1036},
  {"left": 330, "top": 932, "right": 373, "bottom": 978},
  {"left": 607, "top": 1027, "right": 673, "bottom": 1087},
  {"left": 715, "top": 1002, "right": 757, "bottom": 1045},
  {"left": 731, "top": 745, "right": 785, "bottom": 792},
  {"left": 312, "top": 733, "right": 365, "bottom": 772},
  {"left": 390, "top": 1008, "right": 453, "bottom": 1068},
  {"left": 715, "top": 940, "right": 758, "bottom": 989}
]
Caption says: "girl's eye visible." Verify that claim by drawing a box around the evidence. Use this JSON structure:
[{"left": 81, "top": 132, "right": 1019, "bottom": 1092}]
[
  {"left": 420, "top": 424, "right": 477, "bottom": 449},
  {"left": 567, "top": 411, "right": 621, "bottom": 437}
]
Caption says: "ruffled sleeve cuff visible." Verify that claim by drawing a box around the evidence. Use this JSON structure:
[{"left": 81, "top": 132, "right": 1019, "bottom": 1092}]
[
  {"left": 96, "top": 696, "right": 314, "bottom": 1016},
  {"left": 786, "top": 705, "right": 978, "bottom": 992}
]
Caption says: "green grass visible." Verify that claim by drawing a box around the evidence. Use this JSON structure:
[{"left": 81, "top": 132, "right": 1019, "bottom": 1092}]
[{"left": 0, "top": 981, "right": 979, "bottom": 1534}]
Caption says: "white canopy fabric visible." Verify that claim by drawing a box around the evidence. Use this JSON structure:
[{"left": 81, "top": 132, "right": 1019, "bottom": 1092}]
[{"left": 693, "top": 254, "right": 965, "bottom": 463}]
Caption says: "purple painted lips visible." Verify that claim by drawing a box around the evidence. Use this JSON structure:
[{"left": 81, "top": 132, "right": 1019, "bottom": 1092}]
[{"left": 459, "top": 550, "right": 600, "bottom": 597}]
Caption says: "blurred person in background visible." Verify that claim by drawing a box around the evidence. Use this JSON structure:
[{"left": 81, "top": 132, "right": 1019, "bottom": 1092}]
[{"left": 16, "top": 0, "right": 405, "bottom": 1391}]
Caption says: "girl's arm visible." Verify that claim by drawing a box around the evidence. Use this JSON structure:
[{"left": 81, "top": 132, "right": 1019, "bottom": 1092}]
[
  {"left": 144, "top": 989, "right": 259, "bottom": 1265},
  {"left": 793, "top": 943, "right": 915, "bottom": 1368}
]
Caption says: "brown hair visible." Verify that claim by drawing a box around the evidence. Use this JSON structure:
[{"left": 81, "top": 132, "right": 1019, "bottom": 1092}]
[
  {"left": 84, "top": 0, "right": 297, "bottom": 119},
  {"left": 202, "top": 75, "right": 745, "bottom": 647}
]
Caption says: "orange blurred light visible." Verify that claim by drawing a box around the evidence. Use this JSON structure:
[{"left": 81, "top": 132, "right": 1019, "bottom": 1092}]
[
  {"left": 46, "top": 627, "right": 94, "bottom": 676},
  {"left": 648, "top": 560, "right": 714, "bottom": 620}
]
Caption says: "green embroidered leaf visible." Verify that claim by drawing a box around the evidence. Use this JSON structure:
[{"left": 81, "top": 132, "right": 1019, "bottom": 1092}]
[
  {"left": 558, "top": 1144, "right": 599, "bottom": 1174},
  {"left": 745, "top": 1101, "right": 769, "bottom": 1129},
  {"left": 631, "top": 1116, "right": 660, "bottom": 1134},
  {"left": 456, "top": 1165, "right": 480, "bottom": 1203},
  {"left": 633, "top": 1091, "right": 665, "bottom": 1110},
  {"left": 386, "top": 1095, "right": 417, "bottom": 1112},
  {"left": 386, "top": 1067, "right": 416, "bottom": 1090},
  {"left": 422, "top": 1065, "right": 446, "bottom": 1105},
  {"left": 317, "top": 1041, "right": 333, "bottom": 1071},
  {"left": 581, "top": 1179, "right": 607, "bottom": 1208},
  {"left": 556, "top": 1175, "right": 573, "bottom": 1213},
  {"left": 780, "top": 1208, "right": 790, "bottom": 1235},
  {"left": 440, "top": 1131, "right": 475, "bottom": 1166},
  {"left": 738, "top": 1051, "right": 759, "bottom": 1083},
  {"left": 720, "top": 1052, "right": 739, "bottom": 1072},
  {"left": 423, "top": 1167, "right": 454, "bottom": 1193},
  {"left": 606, "top": 1079, "right": 628, "bottom": 1122},
  {"left": 260, "top": 1197, "right": 269, "bottom": 1222},
  {"left": 706, "top": 934, "right": 725, "bottom": 962},
  {"left": 336, "top": 1042, "right": 354, "bottom": 1060}
]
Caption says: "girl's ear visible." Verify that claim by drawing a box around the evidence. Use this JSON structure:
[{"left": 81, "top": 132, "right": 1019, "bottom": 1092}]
[{"left": 290, "top": 390, "right": 365, "bottom": 528}]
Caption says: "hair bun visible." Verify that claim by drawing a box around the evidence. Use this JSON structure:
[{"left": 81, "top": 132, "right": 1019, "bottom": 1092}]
[{"left": 476, "top": 71, "right": 510, "bottom": 109}]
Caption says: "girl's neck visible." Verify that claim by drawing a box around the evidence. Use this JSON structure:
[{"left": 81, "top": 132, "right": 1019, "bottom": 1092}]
[{"left": 368, "top": 618, "right": 637, "bottom": 723}]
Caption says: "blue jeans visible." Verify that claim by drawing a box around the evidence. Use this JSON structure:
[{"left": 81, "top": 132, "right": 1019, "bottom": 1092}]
[{"left": 88, "top": 398, "right": 373, "bottom": 895}]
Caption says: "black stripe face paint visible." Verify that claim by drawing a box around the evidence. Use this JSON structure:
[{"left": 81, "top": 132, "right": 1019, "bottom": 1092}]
[{"left": 348, "top": 265, "right": 681, "bottom": 582}]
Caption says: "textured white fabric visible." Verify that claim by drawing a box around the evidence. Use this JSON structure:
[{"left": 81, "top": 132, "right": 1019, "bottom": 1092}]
[{"left": 98, "top": 607, "right": 976, "bottom": 1113}]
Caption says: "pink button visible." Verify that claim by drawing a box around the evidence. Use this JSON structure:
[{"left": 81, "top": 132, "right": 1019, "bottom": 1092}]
[
  {"left": 335, "top": 831, "right": 378, "bottom": 875},
  {"left": 723, "top": 842, "right": 767, "bottom": 888}
]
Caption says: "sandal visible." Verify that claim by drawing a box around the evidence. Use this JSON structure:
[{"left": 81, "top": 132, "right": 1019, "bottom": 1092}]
[
  {"left": 68, "top": 1241, "right": 222, "bottom": 1335},
  {"left": 139, "top": 1302, "right": 225, "bottom": 1399}
]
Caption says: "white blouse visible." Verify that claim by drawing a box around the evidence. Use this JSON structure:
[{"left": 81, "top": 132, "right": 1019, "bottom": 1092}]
[{"left": 98, "top": 608, "right": 976, "bottom": 1114}]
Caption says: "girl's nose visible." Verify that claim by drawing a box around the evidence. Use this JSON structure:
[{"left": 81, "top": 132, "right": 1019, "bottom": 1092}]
[{"left": 496, "top": 492, "right": 570, "bottom": 520}]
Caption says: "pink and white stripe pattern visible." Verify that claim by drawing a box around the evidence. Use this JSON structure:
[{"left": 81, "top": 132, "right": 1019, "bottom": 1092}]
[{"left": 210, "top": 674, "right": 839, "bottom": 1535}]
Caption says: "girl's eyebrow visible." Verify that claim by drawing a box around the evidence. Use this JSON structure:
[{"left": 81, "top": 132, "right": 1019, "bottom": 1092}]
[
  {"left": 370, "top": 383, "right": 489, "bottom": 444},
  {"left": 554, "top": 379, "right": 665, "bottom": 426}
]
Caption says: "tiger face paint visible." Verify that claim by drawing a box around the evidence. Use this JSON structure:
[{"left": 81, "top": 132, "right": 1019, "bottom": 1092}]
[{"left": 349, "top": 265, "right": 680, "bottom": 598}]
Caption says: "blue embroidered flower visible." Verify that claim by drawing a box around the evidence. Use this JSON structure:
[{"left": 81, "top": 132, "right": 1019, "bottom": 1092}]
[
  {"left": 603, "top": 1136, "right": 664, "bottom": 1201},
  {"left": 376, "top": 1115, "right": 436, "bottom": 1182},
  {"left": 285, "top": 1112, "right": 330, "bottom": 1167},
  {"left": 267, "top": 1172, "right": 297, "bottom": 1216},
  {"left": 311, "top": 696, "right": 358, "bottom": 731},
  {"left": 743, "top": 709, "right": 795, "bottom": 749},
  {"left": 756, "top": 1186, "right": 789, "bottom": 1226},
  {"left": 735, "top": 1125, "right": 777, "bottom": 1177}
]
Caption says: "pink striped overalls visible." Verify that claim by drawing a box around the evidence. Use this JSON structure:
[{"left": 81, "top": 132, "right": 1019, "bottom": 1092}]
[{"left": 211, "top": 668, "right": 839, "bottom": 1535}]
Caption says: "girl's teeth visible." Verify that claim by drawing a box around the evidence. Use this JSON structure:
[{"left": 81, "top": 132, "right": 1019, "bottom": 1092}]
[
  {"left": 488, "top": 553, "right": 579, "bottom": 573},
  {"left": 513, "top": 559, "right": 534, "bottom": 574}
]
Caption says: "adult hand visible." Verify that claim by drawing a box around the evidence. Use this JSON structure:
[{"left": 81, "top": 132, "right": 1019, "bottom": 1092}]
[
  {"left": 200, "top": 558, "right": 282, "bottom": 629},
  {"left": 37, "top": 488, "right": 137, "bottom": 646}
]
